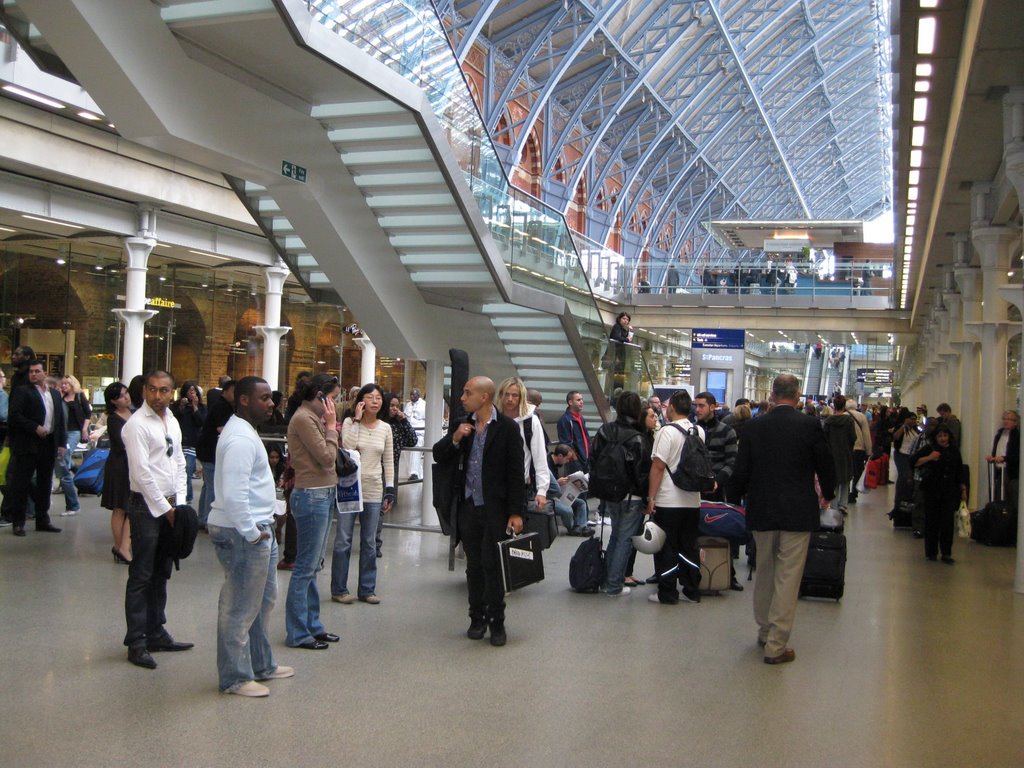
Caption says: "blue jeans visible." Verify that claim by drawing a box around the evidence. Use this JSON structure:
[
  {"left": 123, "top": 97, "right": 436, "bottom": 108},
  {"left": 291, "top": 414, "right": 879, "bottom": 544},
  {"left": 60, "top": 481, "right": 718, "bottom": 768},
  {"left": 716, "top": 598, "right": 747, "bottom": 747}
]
[
  {"left": 208, "top": 523, "right": 279, "bottom": 692},
  {"left": 285, "top": 486, "right": 334, "bottom": 646},
  {"left": 198, "top": 461, "right": 216, "bottom": 525},
  {"left": 331, "top": 501, "right": 381, "bottom": 598},
  {"left": 55, "top": 429, "right": 81, "bottom": 511},
  {"left": 602, "top": 497, "right": 645, "bottom": 593},
  {"left": 554, "top": 497, "right": 588, "bottom": 530},
  {"left": 183, "top": 449, "right": 196, "bottom": 504}
]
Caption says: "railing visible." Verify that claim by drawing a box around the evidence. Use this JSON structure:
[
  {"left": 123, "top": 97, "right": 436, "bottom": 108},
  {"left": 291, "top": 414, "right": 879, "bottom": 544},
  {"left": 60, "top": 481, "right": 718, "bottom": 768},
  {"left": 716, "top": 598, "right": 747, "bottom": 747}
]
[
  {"left": 597, "top": 340, "right": 655, "bottom": 403},
  {"left": 305, "top": 0, "right": 606, "bottom": 335}
]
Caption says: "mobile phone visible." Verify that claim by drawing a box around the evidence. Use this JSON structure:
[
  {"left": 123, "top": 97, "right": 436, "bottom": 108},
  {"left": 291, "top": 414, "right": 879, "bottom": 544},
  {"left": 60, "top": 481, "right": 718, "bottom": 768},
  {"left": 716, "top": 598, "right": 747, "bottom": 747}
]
[{"left": 317, "top": 392, "right": 327, "bottom": 403}]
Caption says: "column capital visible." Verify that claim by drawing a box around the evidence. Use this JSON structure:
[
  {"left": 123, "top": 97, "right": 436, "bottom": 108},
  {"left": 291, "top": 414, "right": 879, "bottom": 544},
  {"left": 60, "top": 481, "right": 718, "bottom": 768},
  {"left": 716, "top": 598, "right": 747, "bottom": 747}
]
[
  {"left": 112, "top": 308, "right": 158, "bottom": 324},
  {"left": 971, "top": 225, "right": 1018, "bottom": 269},
  {"left": 954, "top": 265, "right": 981, "bottom": 300},
  {"left": 998, "top": 284, "right": 1024, "bottom": 313},
  {"left": 254, "top": 325, "right": 292, "bottom": 342},
  {"left": 263, "top": 259, "right": 290, "bottom": 294},
  {"left": 122, "top": 236, "right": 157, "bottom": 269}
]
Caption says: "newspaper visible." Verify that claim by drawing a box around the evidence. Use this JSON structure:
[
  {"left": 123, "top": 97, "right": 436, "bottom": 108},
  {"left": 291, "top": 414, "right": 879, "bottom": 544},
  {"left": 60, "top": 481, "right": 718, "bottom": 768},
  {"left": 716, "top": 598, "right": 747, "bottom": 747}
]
[{"left": 560, "top": 471, "right": 589, "bottom": 505}]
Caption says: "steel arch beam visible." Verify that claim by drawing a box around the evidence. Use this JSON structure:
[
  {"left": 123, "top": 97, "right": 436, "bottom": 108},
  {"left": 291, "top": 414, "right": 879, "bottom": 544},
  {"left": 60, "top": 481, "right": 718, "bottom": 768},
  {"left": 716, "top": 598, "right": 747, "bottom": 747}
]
[
  {"left": 543, "top": 62, "right": 621, "bottom": 177},
  {"left": 455, "top": 0, "right": 503, "bottom": 63}
]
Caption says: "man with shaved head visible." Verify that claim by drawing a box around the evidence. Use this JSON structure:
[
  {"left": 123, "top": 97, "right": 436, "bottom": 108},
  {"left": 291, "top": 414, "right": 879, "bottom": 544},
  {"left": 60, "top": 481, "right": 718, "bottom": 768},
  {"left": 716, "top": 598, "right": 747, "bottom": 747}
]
[{"left": 433, "top": 376, "right": 525, "bottom": 647}]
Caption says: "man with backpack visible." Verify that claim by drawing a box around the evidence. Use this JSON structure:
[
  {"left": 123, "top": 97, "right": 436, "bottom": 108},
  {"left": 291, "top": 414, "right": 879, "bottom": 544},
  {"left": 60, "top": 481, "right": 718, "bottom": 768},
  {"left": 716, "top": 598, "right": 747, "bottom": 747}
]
[
  {"left": 645, "top": 390, "right": 706, "bottom": 605},
  {"left": 589, "top": 392, "right": 651, "bottom": 596}
]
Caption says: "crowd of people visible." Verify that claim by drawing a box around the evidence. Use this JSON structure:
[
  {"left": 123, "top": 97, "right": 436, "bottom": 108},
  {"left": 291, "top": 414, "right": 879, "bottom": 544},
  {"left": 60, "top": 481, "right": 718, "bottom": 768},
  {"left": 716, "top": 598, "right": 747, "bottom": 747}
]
[{"left": 0, "top": 338, "right": 1018, "bottom": 685}]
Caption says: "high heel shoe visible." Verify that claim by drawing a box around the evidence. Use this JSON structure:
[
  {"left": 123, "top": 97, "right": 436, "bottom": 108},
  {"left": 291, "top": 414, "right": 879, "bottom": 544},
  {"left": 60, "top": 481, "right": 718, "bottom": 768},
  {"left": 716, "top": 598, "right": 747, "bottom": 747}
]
[{"left": 111, "top": 547, "right": 130, "bottom": 565}]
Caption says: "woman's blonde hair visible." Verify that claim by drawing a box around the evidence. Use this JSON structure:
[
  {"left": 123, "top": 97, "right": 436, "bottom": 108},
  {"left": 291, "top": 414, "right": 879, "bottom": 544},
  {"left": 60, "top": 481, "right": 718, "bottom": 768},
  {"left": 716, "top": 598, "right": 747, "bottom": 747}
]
[
  {"left": 733, "top": 403, "right": 752, "bottom": 422},
  {"left": 62, "top": 374, "right": 82, "bottom": 394},
  {"left": 497, "top": 376, "right": 529, "bottom": 418}
]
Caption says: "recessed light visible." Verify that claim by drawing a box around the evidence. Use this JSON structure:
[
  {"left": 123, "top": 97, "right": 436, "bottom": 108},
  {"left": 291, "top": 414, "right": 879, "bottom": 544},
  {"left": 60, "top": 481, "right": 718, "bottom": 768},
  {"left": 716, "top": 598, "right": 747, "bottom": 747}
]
[
  {"left": 913, "top": 97, "right": 929, "bottom": 122},
  {"left": 916, "top": 63, "right": 933, "bottom": 77},
  {"left": 910, "top": 150, "right": 922, "bottom": 168},
  {"left": 2, "top": 84, "right": 66, "bottom": 109},
  {"left": 77, "top": 110, "right": 103, "bottom": 121},
  {"left": 917, "top": 17, "right": 937, "bottom": 55},
  {"left": 909, "top": 170, "right": 920, "bottom": 185},
  {"left": 908, "top": 186, "right": 919, "bottom": 201},
  {"left": 914, "top": 80, "right": 931, "bottom": 93},
  {"left": 911, "top": 126, "right": 926, "bottom": 147},
  {"left": 22, "top": 214, "right": 84, "bottom": 230}
]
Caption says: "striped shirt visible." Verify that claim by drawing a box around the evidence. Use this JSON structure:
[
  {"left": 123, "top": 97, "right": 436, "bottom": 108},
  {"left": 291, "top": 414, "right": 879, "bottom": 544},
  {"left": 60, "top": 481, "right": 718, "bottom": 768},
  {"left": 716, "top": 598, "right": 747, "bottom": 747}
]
[{"left": 342, "top": 417, "right": 394, "bottom": 502}]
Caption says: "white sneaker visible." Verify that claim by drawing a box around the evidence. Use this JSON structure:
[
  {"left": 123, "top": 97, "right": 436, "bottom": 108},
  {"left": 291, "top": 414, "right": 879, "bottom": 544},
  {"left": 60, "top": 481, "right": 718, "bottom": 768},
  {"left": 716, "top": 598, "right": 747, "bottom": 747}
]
[
  {"left": 258, "top": 665, "right": 294, "bottom": 680},
  {"left": 226, "top": 681, "right": 269, "bottom": 697},
  {"left": 60, "top": 510, "right": 79, "bottom": 517},
  {"left": 600, "top": 586, "right": 631, "bottom": 596}
]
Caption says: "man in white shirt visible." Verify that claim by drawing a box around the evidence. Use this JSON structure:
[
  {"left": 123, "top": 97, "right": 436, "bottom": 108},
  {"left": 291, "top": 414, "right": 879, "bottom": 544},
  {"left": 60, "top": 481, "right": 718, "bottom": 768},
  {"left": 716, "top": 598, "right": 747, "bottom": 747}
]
[
  {"left": 403, "top": 388, "right": 426, "bottom": 480},
  {"left": 208, "top": 376, "right": 294, "bottom": 697},
  {"left": 646, "top": 390, "right": 705, "bottom": 605},
  {"left": 122, "top": 371, "right": 191, "bottom": 669}
]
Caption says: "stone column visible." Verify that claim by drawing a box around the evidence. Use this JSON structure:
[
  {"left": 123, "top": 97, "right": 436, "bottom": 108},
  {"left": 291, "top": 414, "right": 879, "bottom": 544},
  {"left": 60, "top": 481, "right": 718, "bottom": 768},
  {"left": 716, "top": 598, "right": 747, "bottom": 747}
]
[
  {"left": 254, "top": 258, "right": 291, "bottom": 392},
  {"left": 954, "top": 261, "right": 982, "bottom": 510},
  {"left": 972, "top": 225, "right": 1016, "bottom": 456},
  {"left": 112, "top": 211, "right": 158, "bottom": 382},
  {"left": 420, "top": 359, "right": 444, "bottom": 527},
  {"left": 1002, "top": 87, "right": 1024, "bottom": 202},
  {"left": 353, "top": 336, "right": 376, "bottom": 386},
  {"left": 997, "top": 285, "right": 1024, "bottom": 592}
]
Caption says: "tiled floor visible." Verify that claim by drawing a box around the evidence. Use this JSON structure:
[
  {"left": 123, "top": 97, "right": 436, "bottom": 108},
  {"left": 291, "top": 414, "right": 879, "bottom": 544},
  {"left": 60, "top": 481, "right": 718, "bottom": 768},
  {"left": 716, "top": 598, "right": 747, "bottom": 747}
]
[{"left": 1, "top": 479, "right": 1021, "bottom": 767}]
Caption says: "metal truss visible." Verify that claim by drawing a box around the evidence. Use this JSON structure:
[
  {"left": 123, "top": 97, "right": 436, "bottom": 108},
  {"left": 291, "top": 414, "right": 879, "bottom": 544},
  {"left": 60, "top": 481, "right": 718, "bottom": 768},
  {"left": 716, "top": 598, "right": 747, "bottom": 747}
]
[{"left": 440, "top": 0, "right": 890, "bottom": 266}]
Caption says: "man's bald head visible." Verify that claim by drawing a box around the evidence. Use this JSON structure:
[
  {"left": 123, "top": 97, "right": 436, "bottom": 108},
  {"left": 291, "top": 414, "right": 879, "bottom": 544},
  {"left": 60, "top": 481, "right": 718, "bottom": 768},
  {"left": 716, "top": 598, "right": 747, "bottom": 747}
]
[{"left": 462, "top": 376, "right": 496, "bottom": 417}]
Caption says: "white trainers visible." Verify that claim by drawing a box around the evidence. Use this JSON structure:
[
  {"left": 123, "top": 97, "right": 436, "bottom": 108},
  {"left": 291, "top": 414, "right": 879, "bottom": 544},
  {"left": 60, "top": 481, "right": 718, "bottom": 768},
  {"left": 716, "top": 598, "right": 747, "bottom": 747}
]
[
  {"left": 60, "top": 510, "right": 79, "bottom": 517},
  {"left": 226, "top": 681, "right": 269, "bottom": 697},
  {"left": 600, "top": 586, "right": 631, "bottom": 596},
  {"left": 258, "top": 665, "right": 294, "bottom": 680}
]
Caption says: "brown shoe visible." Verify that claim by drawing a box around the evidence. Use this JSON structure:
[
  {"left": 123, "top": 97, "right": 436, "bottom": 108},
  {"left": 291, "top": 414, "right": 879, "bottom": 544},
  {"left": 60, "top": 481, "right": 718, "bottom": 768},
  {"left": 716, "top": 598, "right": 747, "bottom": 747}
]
[{"left": 764, "top": 648, "right": 796, "bottom": 665}]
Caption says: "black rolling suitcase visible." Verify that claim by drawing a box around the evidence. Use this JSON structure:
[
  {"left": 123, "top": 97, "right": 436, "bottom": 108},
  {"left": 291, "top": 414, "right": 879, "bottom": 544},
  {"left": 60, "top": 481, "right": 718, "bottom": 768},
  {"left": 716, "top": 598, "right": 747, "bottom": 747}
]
[
  {"left": 971, "top": 464, "right": 1018, "bottom": 547},
  {"left": 800, "top": 531, "right": 847, "bottom": 601}
]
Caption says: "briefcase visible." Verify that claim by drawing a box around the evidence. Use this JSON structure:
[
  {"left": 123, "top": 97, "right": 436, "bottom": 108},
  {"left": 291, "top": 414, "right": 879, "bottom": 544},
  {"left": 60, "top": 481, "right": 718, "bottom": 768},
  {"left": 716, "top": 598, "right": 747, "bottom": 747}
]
[{"left": 498, "top": 532, "right": 545, "bottom": 593}]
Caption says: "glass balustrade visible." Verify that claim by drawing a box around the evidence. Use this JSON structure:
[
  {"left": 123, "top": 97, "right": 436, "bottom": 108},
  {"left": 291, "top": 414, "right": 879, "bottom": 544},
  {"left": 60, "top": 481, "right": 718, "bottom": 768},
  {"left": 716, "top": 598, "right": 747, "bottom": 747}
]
[
  {"left": 597, "top": 340, "right": 655, "bottom": 404},
  {"left": 304, "top": 0, "right": 646, "bottom": 374}
]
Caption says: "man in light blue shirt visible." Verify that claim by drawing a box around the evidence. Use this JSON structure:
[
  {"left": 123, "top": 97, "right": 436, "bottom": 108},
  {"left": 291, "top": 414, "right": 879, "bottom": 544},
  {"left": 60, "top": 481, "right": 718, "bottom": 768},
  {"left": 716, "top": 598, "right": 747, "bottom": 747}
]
[{"left": 208, "top": 376, "right": 294, "bottom": 697}]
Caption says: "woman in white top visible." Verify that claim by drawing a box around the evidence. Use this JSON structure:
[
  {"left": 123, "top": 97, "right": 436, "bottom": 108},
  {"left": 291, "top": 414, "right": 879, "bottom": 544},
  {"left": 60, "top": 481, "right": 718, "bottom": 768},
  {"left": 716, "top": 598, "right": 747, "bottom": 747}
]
[
  {"left": 497, "top": 377, "right": 549, "bottom": 512},
  {"left": 331, "top": 383, "right": 394, "bottom": 604}
]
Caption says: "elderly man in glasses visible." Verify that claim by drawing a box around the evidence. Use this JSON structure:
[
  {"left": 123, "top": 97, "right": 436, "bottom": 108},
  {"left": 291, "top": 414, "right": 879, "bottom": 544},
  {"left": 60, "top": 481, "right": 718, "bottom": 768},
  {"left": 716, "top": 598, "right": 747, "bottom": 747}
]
[{"left": 121, "top": 370, "right": 192, "bottom": 670}]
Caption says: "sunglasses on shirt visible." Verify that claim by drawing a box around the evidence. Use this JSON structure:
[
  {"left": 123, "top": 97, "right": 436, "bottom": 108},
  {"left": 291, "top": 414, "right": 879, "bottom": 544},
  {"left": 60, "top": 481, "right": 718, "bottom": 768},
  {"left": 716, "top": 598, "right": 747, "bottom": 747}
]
[{"left": 165, "top": 435, "right": 174, "bottom": 457}]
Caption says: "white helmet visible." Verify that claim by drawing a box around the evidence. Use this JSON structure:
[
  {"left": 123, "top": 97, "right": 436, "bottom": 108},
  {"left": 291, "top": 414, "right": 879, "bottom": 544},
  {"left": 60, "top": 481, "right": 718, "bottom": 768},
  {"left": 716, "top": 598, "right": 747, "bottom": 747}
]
[{"left": 632, "top": 520, "right": 666, "bottom": 554}]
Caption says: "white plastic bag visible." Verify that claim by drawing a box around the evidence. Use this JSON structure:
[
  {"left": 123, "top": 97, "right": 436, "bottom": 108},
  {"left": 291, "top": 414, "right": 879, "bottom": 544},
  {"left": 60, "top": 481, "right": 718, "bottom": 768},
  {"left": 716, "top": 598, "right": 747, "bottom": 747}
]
[{"left": 956, "top": 500, "right": 971, "bottom": 539}]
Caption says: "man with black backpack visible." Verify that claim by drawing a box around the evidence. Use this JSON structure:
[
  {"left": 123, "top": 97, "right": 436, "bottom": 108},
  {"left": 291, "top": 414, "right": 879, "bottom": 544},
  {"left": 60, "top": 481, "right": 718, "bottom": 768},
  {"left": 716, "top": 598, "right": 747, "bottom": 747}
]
[
  {"left": 589, "top": 392, "right": 651, "bottom": 596},
  {"left": 645, "top": 390, "right": 706, "bottom": 605}
]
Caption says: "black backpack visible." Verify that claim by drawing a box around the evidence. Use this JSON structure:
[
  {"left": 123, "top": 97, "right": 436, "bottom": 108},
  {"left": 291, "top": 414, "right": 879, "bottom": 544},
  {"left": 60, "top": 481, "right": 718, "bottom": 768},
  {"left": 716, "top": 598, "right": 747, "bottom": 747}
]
[
  {"left": 666, "top": 423, "right": 716, "bottom": 493},
  {"left": 588, "top": 424, "right": 641, "bottom": 502},
  {"left": 569, "top": 536, "right": 605, "bottom": 592}
]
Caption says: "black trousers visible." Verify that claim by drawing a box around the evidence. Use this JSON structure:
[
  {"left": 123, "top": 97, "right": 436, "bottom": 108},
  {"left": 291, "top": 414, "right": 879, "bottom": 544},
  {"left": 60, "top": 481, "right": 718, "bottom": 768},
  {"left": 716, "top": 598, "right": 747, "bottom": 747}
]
[
  {"left": 458, "top": 498, "right": 506, "bottom": 622},
  {"left": 924, "top": 495, "right": 957, "bottom": 558},
  {"left": 653, "top": 506, "right": 701, "bottom": 600},
  {"left": 6, "top": 439, "right": 56, "bottom": 528},
  {"left": 124, "top": 493, "right": 173, "bottom": 649},
  {"left": 850, "top": 449, "right": 868, "bottom": 496}
]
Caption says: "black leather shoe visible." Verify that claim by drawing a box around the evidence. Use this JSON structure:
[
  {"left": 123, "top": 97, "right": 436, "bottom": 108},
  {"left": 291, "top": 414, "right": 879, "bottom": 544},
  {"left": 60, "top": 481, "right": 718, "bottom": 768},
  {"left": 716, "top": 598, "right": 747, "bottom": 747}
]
[
  {"left": 12, "top": 526, "right": 25, "bottom": 537},
  {"left": 729, "top": 580, "right": 745, "bottom": 592},
  {"left": 128, "top": 648, "right": 157, "bottom": 669},
  {"left": 466, "top": 618, "right": 487, "bottom": 640},
  {"left": 293, "top": 640, "right": 329, "bottom": 650},
  {"left": 36, "top": 524, "right": 61, "bottom": 533},
  {"left": 148, "top": 639, "right": 194, "bottom": 652},
  {"left": 489, "top": 622, "right": 507, "bottom": 647},
  {"left": 315, "top": 632, "right": 340, "bottom": 643}
]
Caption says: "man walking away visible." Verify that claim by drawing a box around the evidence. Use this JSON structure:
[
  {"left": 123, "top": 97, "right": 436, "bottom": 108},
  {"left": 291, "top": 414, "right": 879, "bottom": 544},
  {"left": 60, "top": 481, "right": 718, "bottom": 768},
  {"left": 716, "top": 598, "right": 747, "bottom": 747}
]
[{"left": 731, "top": 374, "right": 835, "bottom": 665}]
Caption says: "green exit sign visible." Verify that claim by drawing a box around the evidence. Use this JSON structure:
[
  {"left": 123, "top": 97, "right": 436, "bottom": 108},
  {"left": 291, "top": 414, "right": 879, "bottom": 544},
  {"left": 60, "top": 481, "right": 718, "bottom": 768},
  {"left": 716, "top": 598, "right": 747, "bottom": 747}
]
[{"left": 282, "top": 161, "right": 307, "bottom": 182}]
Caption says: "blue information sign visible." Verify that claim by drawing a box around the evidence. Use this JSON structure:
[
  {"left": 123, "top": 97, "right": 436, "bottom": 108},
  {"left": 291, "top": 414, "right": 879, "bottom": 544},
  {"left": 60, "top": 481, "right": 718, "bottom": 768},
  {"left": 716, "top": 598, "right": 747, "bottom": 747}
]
[{"left": 691, "top": 328, "right": 745, "bottom": 350}]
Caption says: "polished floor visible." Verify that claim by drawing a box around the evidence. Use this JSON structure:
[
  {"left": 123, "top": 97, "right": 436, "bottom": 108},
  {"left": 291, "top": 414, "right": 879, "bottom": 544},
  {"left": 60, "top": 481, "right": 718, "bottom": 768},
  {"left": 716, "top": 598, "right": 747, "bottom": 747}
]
[{"left": 1, "top": 476, "right": 1022, "bottom": 768}]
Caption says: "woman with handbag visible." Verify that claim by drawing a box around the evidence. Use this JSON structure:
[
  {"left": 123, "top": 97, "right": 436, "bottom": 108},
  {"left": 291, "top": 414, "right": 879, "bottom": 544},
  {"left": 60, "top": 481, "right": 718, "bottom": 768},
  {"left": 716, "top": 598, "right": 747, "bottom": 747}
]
[
  {"left": 375, "top": 393, "right": 418, "bottom": 558},
  {"left": 912, "top": 424, "right": 967, "bottom": 564},
  {"left": 284, "top": 374, "right": 341, "bottom": 650},
  {"left": 56, "top": 375, "right": 91, "bottom": 516},
  {"left": 331, "top": 383, "right": 394, "bottom": 605},
  {"left": 101, "top": 382, "right": 133, "bottom": 563}
]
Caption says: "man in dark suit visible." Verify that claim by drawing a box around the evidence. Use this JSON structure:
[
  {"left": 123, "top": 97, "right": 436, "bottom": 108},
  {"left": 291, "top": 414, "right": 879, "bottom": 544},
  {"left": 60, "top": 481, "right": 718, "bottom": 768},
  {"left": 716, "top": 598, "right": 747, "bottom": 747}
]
[
  {"left": 433, "top": 376, "right": 525, "bottom": 647},
  {"left": 731, "top": 374, "right": 835, "bottom": 665},
  {"left": 6, "top": 359, "right": 65, "bottom": 536}
]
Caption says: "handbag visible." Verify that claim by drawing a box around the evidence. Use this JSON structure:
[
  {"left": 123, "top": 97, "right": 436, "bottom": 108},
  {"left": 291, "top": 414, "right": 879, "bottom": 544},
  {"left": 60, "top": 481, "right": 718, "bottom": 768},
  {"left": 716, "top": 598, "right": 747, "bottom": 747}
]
[
  {"left": 336, "top": 447, "right": 358, "bottom": 478},
  {"left": 0, "top": 445, "right": 9, "bottom": 487},
  {"left": 336, "top": 449, "right": 363, "bottom": 514},
  {"left": 956, "top": 500, "right": 971, "bottom": 539},
  {"left": 498, "top": 531, "right": 545, "bottom": 593}
]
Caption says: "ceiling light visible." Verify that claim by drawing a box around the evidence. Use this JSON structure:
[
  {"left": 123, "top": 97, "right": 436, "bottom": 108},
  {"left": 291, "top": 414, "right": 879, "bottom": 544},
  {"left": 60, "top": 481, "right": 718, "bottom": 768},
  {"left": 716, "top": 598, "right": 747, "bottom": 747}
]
[
  {"left": 917, "top": 17, "right": 937, "bottom": 55},
  {"left": 911, "top": 126, "right": 926, "bottom": 147},
  {"left": 94, "top": 263, "right": 104, "bottom": 271},
  {"left": 920, "top": 0, "right": 938, "bottom": 7},
  {"left": 77, "top": 110, "right": 103, "bottom": 121},
  {"left": 914, "top": 80, "right": 931, "bottom": 93},
  {"left": 22, "top": 214, "right": 84, "bottom": 230},
  {"left": 55, "top": 258, "right": 66, "bottom": 265},
  {"left": 909, "top": 170, "right": 920, "bottom": 185},
  {"left": 910, "top": 150, "right": 923, "bottom": 167},
  {"left": 913, "top": 97, "right": 929, "bottom": 122},
  {"left": 916, "top": 63, "right": 933, "bottom": 77},
  {"left": 908, "top": 186, "right": 919, "bottom": 201},
  {"left": 2, "top": 84, "right": 66, "bottom": 109},
  {"left": 906, "top": 214, "right": 916, "bottom": 226}
]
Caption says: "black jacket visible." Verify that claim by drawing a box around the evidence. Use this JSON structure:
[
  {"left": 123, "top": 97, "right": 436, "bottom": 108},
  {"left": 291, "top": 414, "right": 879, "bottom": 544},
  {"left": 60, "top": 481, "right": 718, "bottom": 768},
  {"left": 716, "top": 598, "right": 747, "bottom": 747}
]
[
  {"left": 8, "top": 385, "right": 66, "bottom": 455},
  {"left": 590, "top": 420, "right": 651, "bottom": 498},
  {"left": 196, "top": 398, "right": 233, "bottom": 463},
  {"left": 730, "top": 405, "right": 835, "bottom": 532},
  {"left": 991, "top": 427, "right": 1020, "bottom": 481},
  {"left": 432, "top": 412, "right": 525, "bottom": 539}
]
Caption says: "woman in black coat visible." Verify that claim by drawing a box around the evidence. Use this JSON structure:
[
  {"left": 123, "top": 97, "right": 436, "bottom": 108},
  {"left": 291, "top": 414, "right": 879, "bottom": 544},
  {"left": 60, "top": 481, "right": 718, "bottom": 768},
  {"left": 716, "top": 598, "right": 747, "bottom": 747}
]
[
  {"left": 986, "top": 410, "right": 1019, "bottom": 504},
  {"left": 912, "top": 425, "right": 967, "bottom": 564}
]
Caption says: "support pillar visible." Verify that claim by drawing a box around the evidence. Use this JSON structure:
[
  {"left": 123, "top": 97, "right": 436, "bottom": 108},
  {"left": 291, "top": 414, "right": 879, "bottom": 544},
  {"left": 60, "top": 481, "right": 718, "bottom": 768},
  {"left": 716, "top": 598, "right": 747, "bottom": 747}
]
[
  {"left": 254, "top": 259, "right": 291, "bottom": 392},
  {"left": 112, "top": 222, "right": 157, "bottom": 382},
  {"left": 998, "top": 285, "right": 1024, "bottom": 592},
  {"left": 420, "top": 359, "right": 444, "bottom": 527},
  {"left": 353, "top": 336, "right": 376, "bottom": 386},
  {"left": 955, "top": 261, "right": 983, "bottom": 510}
]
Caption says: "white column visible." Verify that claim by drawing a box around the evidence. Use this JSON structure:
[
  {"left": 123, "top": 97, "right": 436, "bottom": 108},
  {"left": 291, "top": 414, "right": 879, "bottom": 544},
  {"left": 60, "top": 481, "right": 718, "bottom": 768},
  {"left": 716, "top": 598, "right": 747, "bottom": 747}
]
[
  {"left": 420, "top": 359, "right": 444, "bottom": 527},
  {"left": 998, "top": 285, "right": 1024, "bottom": 592},
  {"left": 254, "top": 258, "right": 291, "bottom": 391},
  {"left": 112, "top": 231, "right": 157, "bottom": 382},
  {"left": 954, "top": 263, "right": 983, "bottom": 510},
  {"left": 353, "top": 336, "right": 376, "bottom": 386}
]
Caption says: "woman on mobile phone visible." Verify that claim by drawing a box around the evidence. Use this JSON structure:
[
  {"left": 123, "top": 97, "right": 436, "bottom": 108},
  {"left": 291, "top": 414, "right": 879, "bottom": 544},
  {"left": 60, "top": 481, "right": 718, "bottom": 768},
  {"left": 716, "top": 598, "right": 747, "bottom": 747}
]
[{"left": 331, "top": 383, "right": 394, "bottom": 604}]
